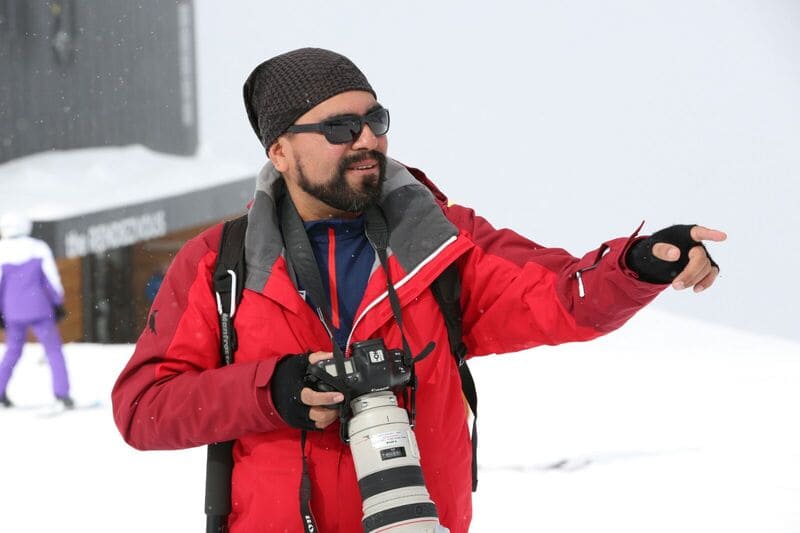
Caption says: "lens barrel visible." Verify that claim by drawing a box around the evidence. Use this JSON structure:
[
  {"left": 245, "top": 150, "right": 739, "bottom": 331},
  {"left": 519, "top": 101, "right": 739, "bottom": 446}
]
[{"left": 348, "top": 392, "right": 443, "bottom": 532}]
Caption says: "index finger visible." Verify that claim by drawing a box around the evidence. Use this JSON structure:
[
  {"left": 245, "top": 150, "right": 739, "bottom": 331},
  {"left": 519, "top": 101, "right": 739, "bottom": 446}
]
[{"left": 690, "top": 225, "right": 727, "bottom": 243}]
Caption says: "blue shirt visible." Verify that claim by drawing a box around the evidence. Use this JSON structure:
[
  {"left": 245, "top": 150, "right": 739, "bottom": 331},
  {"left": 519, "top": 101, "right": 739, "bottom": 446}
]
[{"left": 303, "top": 217, "right": 374, "bottom": 350}]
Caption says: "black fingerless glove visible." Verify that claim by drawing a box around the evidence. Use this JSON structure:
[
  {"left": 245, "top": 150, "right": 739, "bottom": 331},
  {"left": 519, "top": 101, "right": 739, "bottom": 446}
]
[
  {"left": 270, "top": 353, "right": 317, "bottom": 431},
  {"left": 54, "top": 305, "right": 66, "bottom": 321},
  {"left": 626, "top": 224, "right": 718, "bottom": 284}
]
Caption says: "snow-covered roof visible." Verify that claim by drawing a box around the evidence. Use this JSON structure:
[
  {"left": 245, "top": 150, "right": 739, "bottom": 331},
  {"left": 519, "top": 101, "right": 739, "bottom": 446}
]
[
  {"left": 0, "top": 144, "right": 255, "bottom": 220},
  {"left": 0, "top": 145, "right": 258, "bottom": 257}
]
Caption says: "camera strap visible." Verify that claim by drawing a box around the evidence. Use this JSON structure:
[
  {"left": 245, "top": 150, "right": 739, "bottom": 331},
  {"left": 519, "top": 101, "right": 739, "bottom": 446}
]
[
  {"left": 364, "top": 205, "right": 477, "bottom": 491},
  {"left": 280, "top": 196, "right": 349, "bottom": 366},
  {"left": 299, "top": 430, "right": 317, "bottom": 533},
  {"left": 280, "top": 195, "right": 352, "bottom": 533},
  {"left": 279, "top": 194, "right": 353, "bottom": 427},
  {"left": 364, "top": 205, "right": 435, "bottom": 428}
]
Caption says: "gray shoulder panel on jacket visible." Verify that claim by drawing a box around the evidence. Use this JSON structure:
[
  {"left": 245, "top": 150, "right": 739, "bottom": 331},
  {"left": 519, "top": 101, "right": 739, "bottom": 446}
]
[
  {"left": 244, "top": 163, "right": 284, "bottom": 292},
  {"left": 380, "top": 159, "right": 458, "bottom": 272}
]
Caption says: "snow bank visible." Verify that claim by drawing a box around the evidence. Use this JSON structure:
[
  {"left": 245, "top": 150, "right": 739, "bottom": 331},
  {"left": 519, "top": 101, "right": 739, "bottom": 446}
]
[{"left": 1, "top": 308, "right": 798, "bottom": 532}]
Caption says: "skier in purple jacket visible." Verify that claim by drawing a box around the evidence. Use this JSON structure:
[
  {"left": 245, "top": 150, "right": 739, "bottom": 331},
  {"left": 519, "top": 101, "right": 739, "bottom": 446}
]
[{"left": 0, "top": 212, "right": 72, "bottom": 409}]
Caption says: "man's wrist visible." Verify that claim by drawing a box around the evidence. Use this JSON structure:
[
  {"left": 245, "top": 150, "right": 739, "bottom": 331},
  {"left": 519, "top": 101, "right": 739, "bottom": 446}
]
[
  {"left": 625, "top": 224, "right": 697, "bottom": 284},
  {"left": 270, "top": 353, "right": 317, "bottom": 431}
]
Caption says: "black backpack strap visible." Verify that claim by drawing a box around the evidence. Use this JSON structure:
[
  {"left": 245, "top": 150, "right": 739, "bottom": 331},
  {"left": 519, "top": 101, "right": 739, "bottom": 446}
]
[
  {"left": 205, "top": 215, "right": 248, "bottom": 532},
  {"left": 430, "top": 263, "right": 479, "bottom": 492},
  {"left": 213, "top": 215, "right": 248, "bottom": 364}
]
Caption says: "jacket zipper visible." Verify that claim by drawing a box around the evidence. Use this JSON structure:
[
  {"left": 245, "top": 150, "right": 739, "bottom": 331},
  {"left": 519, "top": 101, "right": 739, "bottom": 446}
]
[
  {"left": 327, "top": 227, "right": 340, "bottom": 329},
  {"left": 575, "top": 243, "right": 610, "bottom": 298},
  {"left": 343, "top": 236, "right": 458, "bottom": 354}
]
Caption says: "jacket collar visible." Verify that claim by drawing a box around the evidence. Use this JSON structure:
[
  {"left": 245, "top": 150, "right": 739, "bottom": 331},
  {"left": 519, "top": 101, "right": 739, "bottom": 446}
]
[{"left": 243, "top": 158, "right": 459, "bottom": 295}]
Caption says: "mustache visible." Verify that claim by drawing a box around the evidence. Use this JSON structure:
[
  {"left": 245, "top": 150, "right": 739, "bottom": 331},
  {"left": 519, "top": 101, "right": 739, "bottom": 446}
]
[{"left": 341, "top": 150, "right": 386, "bottom": 169}]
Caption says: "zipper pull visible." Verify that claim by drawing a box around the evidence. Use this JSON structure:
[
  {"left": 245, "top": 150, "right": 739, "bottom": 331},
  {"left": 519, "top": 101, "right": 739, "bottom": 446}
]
[{"left": 576, "top": 270, "right": 586, "bottom": 299}]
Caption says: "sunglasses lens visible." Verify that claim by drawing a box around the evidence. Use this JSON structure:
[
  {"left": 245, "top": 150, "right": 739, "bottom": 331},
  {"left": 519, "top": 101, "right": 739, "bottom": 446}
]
[
  {"left": 366, "top": 108, "right": 390, "bottom": 136},
  {"left": 325, "top": 120, "right": 362, "bottom": 144},
  {"left": 322, "top": 108, "right": 390, "bottom": 144}
]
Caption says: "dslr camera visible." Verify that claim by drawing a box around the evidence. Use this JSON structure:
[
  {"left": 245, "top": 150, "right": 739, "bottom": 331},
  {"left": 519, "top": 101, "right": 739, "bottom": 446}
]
[
  {"left": 305, "top": 338, "right": 448, "bottom": 533},
  {"left": 305, "top": 338, "right": 412, "bottom": 398}
]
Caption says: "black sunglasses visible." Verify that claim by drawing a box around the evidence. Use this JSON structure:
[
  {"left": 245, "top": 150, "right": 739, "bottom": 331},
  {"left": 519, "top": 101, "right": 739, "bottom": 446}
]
[{"left": 285, "top": 107, "right": 390, "bottom": 144}]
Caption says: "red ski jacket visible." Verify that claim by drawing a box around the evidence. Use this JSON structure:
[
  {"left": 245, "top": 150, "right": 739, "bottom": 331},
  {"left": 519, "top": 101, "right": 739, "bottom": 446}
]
[{"left": 112, "top": 160, "right": 664, "bottom": 532}]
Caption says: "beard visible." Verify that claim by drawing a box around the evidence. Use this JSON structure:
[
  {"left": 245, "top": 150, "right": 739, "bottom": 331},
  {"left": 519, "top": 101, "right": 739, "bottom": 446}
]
[{"left": 296, "top": 150, "right": 387, "bottom": 213}]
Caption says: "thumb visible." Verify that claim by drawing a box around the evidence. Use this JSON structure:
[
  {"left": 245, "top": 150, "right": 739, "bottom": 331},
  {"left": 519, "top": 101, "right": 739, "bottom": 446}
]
[
  {"left": 651, "top": 242, "right": 681, "bottom": 262},
  {"left": 308, "top": 351, "right": 334, "bottom": 365}
]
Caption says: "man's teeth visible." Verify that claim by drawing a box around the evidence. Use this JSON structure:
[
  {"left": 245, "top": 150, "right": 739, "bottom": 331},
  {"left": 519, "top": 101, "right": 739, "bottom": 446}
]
[{"left": 354, "top": 164, "right": 374, "bottom": 170}]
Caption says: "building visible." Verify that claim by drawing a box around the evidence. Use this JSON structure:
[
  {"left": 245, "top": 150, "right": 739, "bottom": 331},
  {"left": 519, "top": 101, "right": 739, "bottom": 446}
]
[
  {"left": 1, "top": 1, "right": 253, "bottom": 343},
  {"left": 1, "top": 0, "right": 198, "bottom": 163},
  {"left": 20, "top": 155, "right": 254, "bottom": 342}
]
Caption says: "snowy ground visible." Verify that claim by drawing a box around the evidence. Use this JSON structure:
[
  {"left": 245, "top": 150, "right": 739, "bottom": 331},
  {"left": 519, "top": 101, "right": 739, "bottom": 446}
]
[{"left": 1, "top": 307, "right": 798, "bottom": 532}]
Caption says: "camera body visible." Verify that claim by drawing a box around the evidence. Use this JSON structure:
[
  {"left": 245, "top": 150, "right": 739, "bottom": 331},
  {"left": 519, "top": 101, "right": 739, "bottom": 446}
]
[{"left": 305, "top": 338, "right": 412, "bottom": 399}]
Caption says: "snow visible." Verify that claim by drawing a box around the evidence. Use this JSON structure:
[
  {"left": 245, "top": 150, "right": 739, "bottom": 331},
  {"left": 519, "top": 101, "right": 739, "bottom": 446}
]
[
  {"left": 2, "top": 308, "right": 798, "bottom": 532},
  {"left": 0, "top": 145, "right": 254, "bottom": 220}
]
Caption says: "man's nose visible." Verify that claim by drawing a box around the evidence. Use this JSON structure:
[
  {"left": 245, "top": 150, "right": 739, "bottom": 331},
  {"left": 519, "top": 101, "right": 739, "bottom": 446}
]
[{"left": 351, "top": 122, "right": 380, "bottom": 150}]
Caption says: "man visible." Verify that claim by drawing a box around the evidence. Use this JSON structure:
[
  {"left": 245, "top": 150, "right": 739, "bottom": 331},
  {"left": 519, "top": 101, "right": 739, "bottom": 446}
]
[
  {"left": 112, "top": 48, "right": 725, "bottom": 532},
  {"left": 0, "top": 212, "right": 73, "bottom": 409}
]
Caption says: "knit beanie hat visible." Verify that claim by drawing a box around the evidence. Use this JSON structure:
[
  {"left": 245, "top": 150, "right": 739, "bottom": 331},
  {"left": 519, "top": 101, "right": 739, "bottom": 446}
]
[{"left": 243, "top": 47, "right": 376, "bottom": 150}]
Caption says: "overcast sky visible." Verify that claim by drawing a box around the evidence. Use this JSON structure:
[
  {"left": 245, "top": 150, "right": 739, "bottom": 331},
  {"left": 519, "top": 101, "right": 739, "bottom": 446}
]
[{"left": 193, "top": 1, "right": 800, "bottom": 342}]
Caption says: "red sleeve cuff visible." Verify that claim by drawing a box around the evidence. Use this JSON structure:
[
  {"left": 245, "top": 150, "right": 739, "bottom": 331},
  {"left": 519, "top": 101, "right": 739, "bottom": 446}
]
[{"left": 254, "top": 360, "right": 291, "bottom": 430}]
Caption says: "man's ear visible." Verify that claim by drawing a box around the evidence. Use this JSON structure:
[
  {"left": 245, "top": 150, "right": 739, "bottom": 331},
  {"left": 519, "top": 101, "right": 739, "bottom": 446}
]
[{"left": 268, "top": 137, "right": 289, "bottom": 172}]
